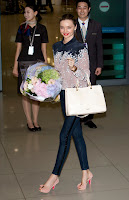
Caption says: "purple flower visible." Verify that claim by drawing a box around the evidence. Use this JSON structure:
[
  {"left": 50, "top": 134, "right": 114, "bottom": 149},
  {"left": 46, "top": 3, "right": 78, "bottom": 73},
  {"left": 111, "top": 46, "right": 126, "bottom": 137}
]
[{"left": 33, "top": 80, "right": 50, "bottom": 98}]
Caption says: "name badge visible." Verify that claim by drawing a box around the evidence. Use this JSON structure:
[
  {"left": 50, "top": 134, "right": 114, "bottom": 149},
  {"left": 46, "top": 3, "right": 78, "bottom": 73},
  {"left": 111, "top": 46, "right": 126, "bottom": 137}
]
[
  {"left": 35, "top": 34, "right": 40, "bottom": 36},
  {"left": 28, "top": 46, "right": 34, "bottom": 55},
  {"left": 92, "top": 33, "right": 97, "bottom": 35}
]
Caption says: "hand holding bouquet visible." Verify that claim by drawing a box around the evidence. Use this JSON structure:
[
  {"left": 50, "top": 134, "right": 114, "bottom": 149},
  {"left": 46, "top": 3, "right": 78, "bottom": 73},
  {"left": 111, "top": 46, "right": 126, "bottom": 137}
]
[{"left": 20, "top": 62, "right": 62, "bottom": 102}]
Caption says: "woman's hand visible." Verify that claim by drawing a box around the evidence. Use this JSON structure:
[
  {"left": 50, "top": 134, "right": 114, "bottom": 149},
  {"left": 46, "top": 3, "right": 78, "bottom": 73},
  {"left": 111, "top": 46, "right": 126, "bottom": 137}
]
[
  {"left": 13, "top": 67, "right": 18, "bottom": 77},
  {"left": 67, "top": 58, "right": 77, "bottom": 72},
  {"left": 13, "top": 43, "right": 22, "bottom": 77}
]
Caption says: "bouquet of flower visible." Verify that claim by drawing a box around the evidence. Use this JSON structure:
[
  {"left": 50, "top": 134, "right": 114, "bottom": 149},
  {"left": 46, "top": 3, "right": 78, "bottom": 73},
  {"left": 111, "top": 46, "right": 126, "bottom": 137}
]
[{"left": 20, "top": 62, "right": 62, "bottom": 102}]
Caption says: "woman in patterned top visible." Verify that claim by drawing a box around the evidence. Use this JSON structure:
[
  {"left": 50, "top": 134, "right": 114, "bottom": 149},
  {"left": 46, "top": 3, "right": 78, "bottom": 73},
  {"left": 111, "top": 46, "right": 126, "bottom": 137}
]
[
  {"left": 39, "top": 14, "right": 93, "bottom": 193},
  {"left": 13, "top": 4, "right": 48, "bottom": 132}
]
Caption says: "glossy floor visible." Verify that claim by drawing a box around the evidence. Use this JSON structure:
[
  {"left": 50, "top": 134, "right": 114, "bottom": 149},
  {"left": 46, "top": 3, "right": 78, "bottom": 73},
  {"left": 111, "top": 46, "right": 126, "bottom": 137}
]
[{"left": 1, "top": 4, "right": 129, "bottom": 200}]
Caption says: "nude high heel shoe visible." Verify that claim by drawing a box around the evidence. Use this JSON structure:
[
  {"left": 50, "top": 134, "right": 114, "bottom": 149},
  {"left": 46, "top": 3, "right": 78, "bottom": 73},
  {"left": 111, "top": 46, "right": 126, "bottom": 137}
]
[
  {"left": 39, "top": 178, "right": 59, "bottom": 193},
  {"left": 77, "top": 174, "right": 93, "bottom": 191}
]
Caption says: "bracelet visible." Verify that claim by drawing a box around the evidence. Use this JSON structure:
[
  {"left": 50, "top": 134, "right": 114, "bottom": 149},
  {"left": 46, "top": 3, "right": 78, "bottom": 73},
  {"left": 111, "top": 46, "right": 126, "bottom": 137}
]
[{"left": 73, "top": 65, "right": 77, "bottom": 72}]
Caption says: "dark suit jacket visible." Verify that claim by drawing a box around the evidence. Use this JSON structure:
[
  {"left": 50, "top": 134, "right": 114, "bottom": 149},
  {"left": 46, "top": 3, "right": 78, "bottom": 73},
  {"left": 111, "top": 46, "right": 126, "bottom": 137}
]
[{"left": 76, "top": 19, "right": 103, "bottom": 85}]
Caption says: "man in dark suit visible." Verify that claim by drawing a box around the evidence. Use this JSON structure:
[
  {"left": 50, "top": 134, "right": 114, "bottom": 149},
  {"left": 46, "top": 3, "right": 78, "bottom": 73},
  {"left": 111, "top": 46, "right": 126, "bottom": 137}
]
[{"left": 76, "top": 0, "right": 103, "bottom": 128}]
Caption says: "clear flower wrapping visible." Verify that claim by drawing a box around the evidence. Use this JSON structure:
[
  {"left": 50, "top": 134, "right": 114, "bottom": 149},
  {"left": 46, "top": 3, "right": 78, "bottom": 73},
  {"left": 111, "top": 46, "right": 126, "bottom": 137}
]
[{"left": 20, "top": 62, "right": 62, "bottom": 102}]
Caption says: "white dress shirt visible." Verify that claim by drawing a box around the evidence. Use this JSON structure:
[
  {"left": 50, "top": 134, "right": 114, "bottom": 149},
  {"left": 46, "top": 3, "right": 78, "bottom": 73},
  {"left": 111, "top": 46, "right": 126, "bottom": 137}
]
[{"left": 78, "top": 17, "right": 89, "bottom": 31}]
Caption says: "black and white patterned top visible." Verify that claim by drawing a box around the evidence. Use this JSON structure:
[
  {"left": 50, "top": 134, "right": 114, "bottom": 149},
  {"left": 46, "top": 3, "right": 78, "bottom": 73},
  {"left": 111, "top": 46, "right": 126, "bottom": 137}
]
[{"left": 53, "top": 37, "right": 90, "bottom": 90}]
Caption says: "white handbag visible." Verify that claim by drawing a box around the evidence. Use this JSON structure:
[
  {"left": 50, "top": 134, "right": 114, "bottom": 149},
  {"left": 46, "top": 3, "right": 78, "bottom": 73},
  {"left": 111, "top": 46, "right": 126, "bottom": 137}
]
[{"left": 65, "top": 76, "right": 107, "bottom": 117}]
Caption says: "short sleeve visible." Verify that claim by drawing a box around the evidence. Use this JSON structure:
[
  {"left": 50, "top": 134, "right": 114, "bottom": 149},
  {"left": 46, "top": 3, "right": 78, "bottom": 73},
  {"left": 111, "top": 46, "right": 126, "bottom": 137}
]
[
  {"left": 15, "top": 26, "right": 23, "bottom": 43},
  {"left": 52, "top": 43, "right": 56, "bottom": 52},
  {"left": 41, "top": 25, "right": 49, "bottom": 43}
]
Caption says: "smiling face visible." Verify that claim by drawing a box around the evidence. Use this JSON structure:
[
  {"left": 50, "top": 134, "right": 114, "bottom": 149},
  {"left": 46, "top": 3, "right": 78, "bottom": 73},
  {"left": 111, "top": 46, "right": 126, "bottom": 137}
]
[
  {"left": 24, "top": 7, "right": 37, "bottom": 22},
  {"left": 76, "top": 2, "right": 91, "bottom": 21},
  {"left": 60, "top": 19, "right": 76, "bottom": 42}
]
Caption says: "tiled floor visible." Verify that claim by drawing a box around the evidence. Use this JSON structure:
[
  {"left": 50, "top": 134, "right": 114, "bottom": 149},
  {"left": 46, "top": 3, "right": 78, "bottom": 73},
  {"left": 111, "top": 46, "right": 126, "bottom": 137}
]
[{"left": 1, "top": 3, "right": 129, "bottom": 200}]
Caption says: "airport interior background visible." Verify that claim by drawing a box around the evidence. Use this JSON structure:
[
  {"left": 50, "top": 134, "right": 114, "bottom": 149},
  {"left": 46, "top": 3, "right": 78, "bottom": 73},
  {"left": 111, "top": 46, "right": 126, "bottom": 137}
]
[{"left": 0, "top": 0, "right": 129, "bottom": 200}]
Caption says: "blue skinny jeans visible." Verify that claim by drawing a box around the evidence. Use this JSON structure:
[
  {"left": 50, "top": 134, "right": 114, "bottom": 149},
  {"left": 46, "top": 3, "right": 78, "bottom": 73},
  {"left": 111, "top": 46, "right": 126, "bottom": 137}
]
[{"left": 52, "top": 90, "right": 89, "bottom": 176}]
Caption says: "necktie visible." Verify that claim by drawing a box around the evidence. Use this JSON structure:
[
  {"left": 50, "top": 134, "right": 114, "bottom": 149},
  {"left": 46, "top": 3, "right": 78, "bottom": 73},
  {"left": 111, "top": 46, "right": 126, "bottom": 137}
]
[{"left": 82, "top": 22, "right": 86, "bottom": 42}]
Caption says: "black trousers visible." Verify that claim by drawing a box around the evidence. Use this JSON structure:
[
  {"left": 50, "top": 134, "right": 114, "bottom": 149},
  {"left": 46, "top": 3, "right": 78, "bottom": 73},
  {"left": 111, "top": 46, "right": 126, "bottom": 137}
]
[
  {"left": 46, "top": 0, "right": 53, "bottom": 10},
  {"left": 82, "top": 114, "right": 94, "bottom": 122}
]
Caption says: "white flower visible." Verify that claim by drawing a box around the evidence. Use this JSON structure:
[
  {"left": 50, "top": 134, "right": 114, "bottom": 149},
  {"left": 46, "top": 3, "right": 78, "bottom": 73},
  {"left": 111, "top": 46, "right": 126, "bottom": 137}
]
[
  {"left": 24, "top": 81, "right": 28, "bottom": 91},
  {"left": 31, "top": 77, "right": 38, "bottom": 85},
  {"left": 48, "top": 79, "right": 55, "bottom": 85},
  {"left": 28, "top": 83, "right": 33, "bottom": 90}
]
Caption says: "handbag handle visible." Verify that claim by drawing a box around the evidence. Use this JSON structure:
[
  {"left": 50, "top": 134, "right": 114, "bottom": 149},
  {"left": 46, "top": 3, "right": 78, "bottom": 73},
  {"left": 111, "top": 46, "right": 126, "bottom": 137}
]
[
  {"left": 76, "top": 74, "right": 92, "bottom": 90},
  {"left": 76, "top": 79, "right": 79, "bottom": 91},
  {"left": 86, "top": 74, "right": 92, "bottom": 88},
  {"left": 76, "top": 114, "right": 88, "bottom": 118},
  {"left": 75, "top": 74, "right": 91, "bottom": 118}
]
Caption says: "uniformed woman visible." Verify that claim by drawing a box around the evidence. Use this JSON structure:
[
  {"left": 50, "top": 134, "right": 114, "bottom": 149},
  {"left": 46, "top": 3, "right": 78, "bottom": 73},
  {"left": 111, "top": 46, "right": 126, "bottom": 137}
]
[{"left": 13, "top": 4, "right": 48, "bottom": 131}]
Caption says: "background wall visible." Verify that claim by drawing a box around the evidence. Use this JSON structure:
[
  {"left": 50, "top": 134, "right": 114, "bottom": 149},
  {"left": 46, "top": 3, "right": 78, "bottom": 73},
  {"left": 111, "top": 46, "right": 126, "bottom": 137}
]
[
  {"left": 90, "top": 0, "right": 125, "bottom": 27},
  {"left": 0, "top": 13, "right": 2, "bottom": 91}
]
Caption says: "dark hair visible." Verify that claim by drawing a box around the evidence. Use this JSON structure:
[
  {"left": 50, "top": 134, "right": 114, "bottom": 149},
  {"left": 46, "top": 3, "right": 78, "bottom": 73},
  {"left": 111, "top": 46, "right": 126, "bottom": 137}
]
[
  {"left": 76, "top": 0, "right": 91, "bottom": 8},
  {"left": 60, "top": 14, "right": 76, "bottom": 26},
  {"left": 25, "top": 4, "right": 39, "bottom": 12},
  {"left": 25, "top": 4, "right": 42, "bottom": 22}
]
